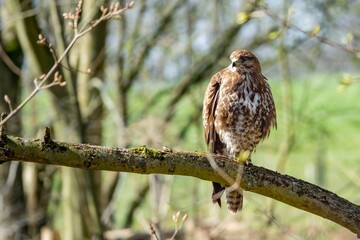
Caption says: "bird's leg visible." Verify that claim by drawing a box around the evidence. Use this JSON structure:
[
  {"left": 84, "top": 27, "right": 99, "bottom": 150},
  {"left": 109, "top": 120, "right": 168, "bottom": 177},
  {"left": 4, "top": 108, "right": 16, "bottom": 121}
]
[{"left": 227, "top": 150, "right": 251, "bottom": 194}]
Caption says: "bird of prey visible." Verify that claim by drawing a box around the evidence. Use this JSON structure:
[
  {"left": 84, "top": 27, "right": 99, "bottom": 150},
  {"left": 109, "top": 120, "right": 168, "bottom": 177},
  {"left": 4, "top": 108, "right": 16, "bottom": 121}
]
[{"left": 202, "top": 49, "right": 277, "bottom": 213}]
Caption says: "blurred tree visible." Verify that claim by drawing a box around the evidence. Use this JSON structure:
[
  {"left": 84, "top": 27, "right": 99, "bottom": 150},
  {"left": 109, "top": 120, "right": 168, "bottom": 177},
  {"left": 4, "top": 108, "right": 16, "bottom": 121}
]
[{"left": 0, "top": 17, "right": 26, "bottom": 240}]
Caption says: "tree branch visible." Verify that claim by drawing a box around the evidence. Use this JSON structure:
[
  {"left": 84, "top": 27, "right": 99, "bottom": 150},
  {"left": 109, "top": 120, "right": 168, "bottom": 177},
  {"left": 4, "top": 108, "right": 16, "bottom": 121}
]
[{"left": 0, "top": 133, "right": 359, "bottom": 236}]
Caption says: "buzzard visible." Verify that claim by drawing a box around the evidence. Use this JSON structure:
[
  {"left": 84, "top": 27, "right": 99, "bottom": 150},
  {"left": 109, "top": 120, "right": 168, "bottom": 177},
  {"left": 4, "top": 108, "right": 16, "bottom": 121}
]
[{"left": 202, "top": 49, "right": 277, "bottom": 213}]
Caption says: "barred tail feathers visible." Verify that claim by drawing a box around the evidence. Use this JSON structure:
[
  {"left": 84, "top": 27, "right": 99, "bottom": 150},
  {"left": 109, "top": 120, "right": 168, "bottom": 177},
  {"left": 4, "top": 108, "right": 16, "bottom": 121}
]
[{"left": 225, "top": 187, "right": 243, "bottom": 213}]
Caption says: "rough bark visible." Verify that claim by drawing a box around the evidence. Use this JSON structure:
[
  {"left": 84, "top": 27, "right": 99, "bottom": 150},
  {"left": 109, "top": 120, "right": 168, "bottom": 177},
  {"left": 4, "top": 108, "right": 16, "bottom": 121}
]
[{"left": 0, "top": 133, "right": 359, "bottom": 236}]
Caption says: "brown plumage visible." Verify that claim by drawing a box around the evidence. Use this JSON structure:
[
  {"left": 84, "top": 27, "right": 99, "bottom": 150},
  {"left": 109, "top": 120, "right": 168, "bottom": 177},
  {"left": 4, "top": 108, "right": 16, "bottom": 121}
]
[{"left": 202, "top": 49, "right": 277, "bottom": 213}]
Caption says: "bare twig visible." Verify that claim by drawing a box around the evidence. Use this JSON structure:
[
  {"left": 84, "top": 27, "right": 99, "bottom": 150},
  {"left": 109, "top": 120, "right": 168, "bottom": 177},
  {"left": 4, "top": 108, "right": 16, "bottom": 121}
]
[
  {"left": 170, "top": 211, "right": 188, "bottom": 240},
  {"left": 0, "top": 44, "right": 22, "bottom": 76},
  {"left": 149, "top": 223, "right": 160, "bottom": 240},
  {"left": 0, "top": 1, "right": 134, "bottom": 127},
  {"left": 258, "top": 3, "right": 360, "bottom": 57},
  {"left": 3, "top": 95, "right": 13, "bottom": 113},
  {"left": 125, "top": 0, "right": 182, "bottom": 91}
]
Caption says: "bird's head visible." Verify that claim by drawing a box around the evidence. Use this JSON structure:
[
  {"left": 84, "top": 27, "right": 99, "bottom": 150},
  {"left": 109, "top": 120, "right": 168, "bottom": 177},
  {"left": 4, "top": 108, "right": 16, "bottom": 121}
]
[{"left": 230, "top": 49, "right": 261, "bottom": 73}]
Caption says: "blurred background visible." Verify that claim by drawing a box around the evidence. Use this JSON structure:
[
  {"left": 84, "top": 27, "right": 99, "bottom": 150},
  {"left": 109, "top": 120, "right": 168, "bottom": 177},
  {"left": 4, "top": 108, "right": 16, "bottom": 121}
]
[{"left": 1, "top": 0, "right": 360, "bottom": 239}]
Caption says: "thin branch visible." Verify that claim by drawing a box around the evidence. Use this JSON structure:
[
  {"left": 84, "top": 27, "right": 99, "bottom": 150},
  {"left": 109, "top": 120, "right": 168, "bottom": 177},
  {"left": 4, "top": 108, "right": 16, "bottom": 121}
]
[
  {"left": 0, "top": 1, "right": 134, "bottom": 127},
  {"left": 124, "top": 0, "right": 183, "bottom": 90},
  {"left": 123, "top": 182, "right": 150, "bottom": 228},
  {"left": 170, "top": 211, "right": 188, "bottom": 240},
  {"left": 259, "top": 3, "right": 360, "bottom": 57},
  {"left": 0, "top": 44, "right": 22, "bottom": 76},
  {"left": 0, "top": 134, "right": 359, "bottom": 236}
]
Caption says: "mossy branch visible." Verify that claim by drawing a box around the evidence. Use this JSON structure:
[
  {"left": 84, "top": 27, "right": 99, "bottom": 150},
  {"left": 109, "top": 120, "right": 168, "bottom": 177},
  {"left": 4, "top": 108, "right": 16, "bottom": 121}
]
[{"left": 0, "top": 133, "right": 359, "bottom": 236}]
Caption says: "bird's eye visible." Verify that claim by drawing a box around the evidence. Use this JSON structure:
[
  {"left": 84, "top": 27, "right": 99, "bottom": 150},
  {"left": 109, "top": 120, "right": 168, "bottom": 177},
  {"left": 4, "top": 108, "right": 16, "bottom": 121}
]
[{"left": 240, "top": 56, "right": 252, "bottom": 62}]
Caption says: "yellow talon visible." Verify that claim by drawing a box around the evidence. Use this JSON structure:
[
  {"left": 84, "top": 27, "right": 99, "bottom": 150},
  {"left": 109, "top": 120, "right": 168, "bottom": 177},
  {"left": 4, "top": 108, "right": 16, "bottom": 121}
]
[{"left": 236, "top": 150, "right": 251, "bottom": 163}]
